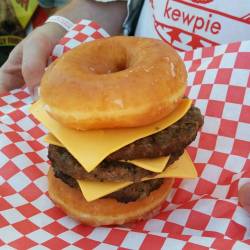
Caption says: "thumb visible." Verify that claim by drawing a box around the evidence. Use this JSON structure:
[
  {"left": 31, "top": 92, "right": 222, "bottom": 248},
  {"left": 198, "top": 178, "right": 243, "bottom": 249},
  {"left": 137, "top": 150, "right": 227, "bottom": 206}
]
[
  {"left": 0, "top": 42, "right": 25, "bottom": 94},
  {"left": 22, "top": 31, "right": 54, "bottom": 98},
  {"left": 239, "top": 183, "right": 250, "bottom": 213}
]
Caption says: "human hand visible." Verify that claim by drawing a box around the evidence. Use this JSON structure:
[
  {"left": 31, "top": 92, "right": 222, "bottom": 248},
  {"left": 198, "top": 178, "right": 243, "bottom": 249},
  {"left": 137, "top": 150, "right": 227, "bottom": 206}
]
[
  {"left": 0, "top": 23, "right": 66, "bottom": 99},
  {"left": 239, "top": 183, "right": 250, "bottom": 213}
]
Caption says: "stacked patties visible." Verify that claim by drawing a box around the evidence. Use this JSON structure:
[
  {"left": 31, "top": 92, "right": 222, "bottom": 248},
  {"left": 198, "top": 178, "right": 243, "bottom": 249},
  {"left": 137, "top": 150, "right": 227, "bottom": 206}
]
[
  {"left": 49, "top": 105, "right": 202, "bottom": 202},
  {"left": 31, "top": 36, "right": 203, "bottom": 226}
]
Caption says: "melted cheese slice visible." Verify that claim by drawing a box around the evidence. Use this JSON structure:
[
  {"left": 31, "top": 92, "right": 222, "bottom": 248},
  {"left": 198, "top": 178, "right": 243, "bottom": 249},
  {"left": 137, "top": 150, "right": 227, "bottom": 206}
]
[
  {"left": 78, "top": 151, "right": 197, "bottom": 202},
  {"left": 122, "top": 157, "right": 169, "bottom": 173},
  {"left": 44, "top": 133, "right": 170, "bottom": 173},
  {"left": 44, "top": 133, "right": 63, "bottom": 147},
  {"left": 30, "top": 99, "right": 192, "bottom": 172}
]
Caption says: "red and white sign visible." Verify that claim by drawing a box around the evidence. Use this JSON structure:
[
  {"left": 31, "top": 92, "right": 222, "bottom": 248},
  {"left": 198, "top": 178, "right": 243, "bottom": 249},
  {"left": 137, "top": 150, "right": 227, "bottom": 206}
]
[{"left": 136, "top": 0, "right": 250, "bottom": 51}]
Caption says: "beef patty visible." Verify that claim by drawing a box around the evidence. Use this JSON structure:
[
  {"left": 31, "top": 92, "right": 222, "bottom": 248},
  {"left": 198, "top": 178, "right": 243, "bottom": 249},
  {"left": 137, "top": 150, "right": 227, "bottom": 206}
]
[
  {"left": 53, "top": 167, "right": 164, "bottom": 203},
  {"left": 48, "top": 106, "right": 203, "bottom": 182}
]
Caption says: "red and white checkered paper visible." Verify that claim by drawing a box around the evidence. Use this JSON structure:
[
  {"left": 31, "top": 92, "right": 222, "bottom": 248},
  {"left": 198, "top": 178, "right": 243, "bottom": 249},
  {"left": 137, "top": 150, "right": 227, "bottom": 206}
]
[{"left": 1, "top": 19, "right": 250, "bottom": 249}]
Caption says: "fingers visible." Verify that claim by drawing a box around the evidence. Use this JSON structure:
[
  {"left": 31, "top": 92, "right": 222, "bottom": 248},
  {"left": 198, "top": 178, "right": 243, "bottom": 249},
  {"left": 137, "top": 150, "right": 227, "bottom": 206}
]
[
  {"left": 239, "top": 183, "right": 250, "bottom": 213},
  {"left": 0, "top": 23, "right": 66, "bottom": 97},
  {"left": 0, "top": 42, "right": 25, "bottom": 94},
  {"left": 22, "top": 30, "right": 54, "bottom": 98}
]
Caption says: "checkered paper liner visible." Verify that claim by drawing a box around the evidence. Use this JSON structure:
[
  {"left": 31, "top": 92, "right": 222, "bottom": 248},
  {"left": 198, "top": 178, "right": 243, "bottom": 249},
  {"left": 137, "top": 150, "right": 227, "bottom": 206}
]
[{"left": 1, "top": 19, "right": 250, "bottom": 249}]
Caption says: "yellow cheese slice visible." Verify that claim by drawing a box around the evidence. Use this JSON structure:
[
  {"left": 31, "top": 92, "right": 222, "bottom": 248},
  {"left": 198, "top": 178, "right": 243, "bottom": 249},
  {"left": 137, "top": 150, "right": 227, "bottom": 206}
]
[
  {"left": 77, "top": 151, "right": 197, "bottom": 202},
  {"left": 30, "top": 99, "right": 192, "bottom": 172},
  {"left": 44, "top": 133, "right": 62, "bottom": 147},
  {"left": 123, "top": 157, "right": 169, "bottom": 173},
  {"left": 44, "top": 133, "right": 170, "bottom": 173}
]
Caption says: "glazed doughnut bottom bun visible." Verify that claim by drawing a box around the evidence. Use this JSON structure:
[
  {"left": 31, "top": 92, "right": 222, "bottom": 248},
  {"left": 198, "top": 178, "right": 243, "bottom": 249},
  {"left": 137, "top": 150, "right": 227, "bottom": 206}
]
[{"left": 48, "top": 168, "right": 174, "bottom": 226}]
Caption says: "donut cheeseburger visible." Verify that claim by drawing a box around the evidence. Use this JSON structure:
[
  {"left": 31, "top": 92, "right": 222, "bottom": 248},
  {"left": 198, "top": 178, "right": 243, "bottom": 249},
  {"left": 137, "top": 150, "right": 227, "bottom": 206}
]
[{"left": 31, "top": 36, "right": 203, "bottom": 226}]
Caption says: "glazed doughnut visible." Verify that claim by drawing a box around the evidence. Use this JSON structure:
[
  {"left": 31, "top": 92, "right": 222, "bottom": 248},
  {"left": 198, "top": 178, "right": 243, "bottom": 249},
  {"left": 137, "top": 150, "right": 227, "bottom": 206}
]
[
  {"left": 40, "top": 36, "right": 187, "bottom": 130},
  {"left": 48, "top": 168, "right": 174, "bottom": 226}
]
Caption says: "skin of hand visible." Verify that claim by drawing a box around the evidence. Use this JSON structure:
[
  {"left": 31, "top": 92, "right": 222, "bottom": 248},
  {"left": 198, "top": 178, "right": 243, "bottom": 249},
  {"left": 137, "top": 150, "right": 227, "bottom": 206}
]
[
  {"left": 239, "top": 183, "right": 250, "bottom": 213},
  {"left": 0, "top": 0, "right": 127, "bottom": 98},
  {"left": 0, "top": 23, "right": 66, "bottom": 98}
]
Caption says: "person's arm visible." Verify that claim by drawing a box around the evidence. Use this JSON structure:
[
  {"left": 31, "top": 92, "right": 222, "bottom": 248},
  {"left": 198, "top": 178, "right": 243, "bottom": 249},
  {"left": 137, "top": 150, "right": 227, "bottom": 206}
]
[
  {"left": 56, "top": 0, "right": 128, "bottom": 35},
  {"left": 0, "top": 0, "right": 127, "bottom": 97}
]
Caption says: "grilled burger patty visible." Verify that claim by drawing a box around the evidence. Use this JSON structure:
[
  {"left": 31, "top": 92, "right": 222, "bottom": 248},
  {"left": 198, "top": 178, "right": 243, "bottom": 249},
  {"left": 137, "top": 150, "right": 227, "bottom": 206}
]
[
  {"left": 108, "top": 106, "right": 203, "bottom": 160},
  {"left": 53, "top": 167, "right": 164, "bottom": 203},
  {"left": 50, "top": 145, "right": 184, "bottom": 182},
  {"left": 48, "top": 106, "right": 203, "bottom": 182}
]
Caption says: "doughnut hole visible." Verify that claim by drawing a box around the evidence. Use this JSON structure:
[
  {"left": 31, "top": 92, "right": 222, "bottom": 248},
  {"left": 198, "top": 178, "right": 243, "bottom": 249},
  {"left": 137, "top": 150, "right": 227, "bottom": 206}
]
[{"left": 78, "top": 41, "right": 129, "bottom": 75}]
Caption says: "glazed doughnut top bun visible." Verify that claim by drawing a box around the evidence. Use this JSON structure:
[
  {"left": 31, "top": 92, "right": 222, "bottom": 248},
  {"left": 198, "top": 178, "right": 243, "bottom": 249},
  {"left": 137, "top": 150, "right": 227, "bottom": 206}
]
[
  {"left": 31, "top": 36, "right": 203, "bottom": 226},
  {"left": 40, "top": 36, "right": 187, "bottom": 130}
]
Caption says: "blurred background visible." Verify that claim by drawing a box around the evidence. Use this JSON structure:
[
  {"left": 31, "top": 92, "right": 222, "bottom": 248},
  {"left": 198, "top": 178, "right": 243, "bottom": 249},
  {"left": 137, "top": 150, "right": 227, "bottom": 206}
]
[{"left": 0, "top": 0, "right": 68, "bottom": 66}]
